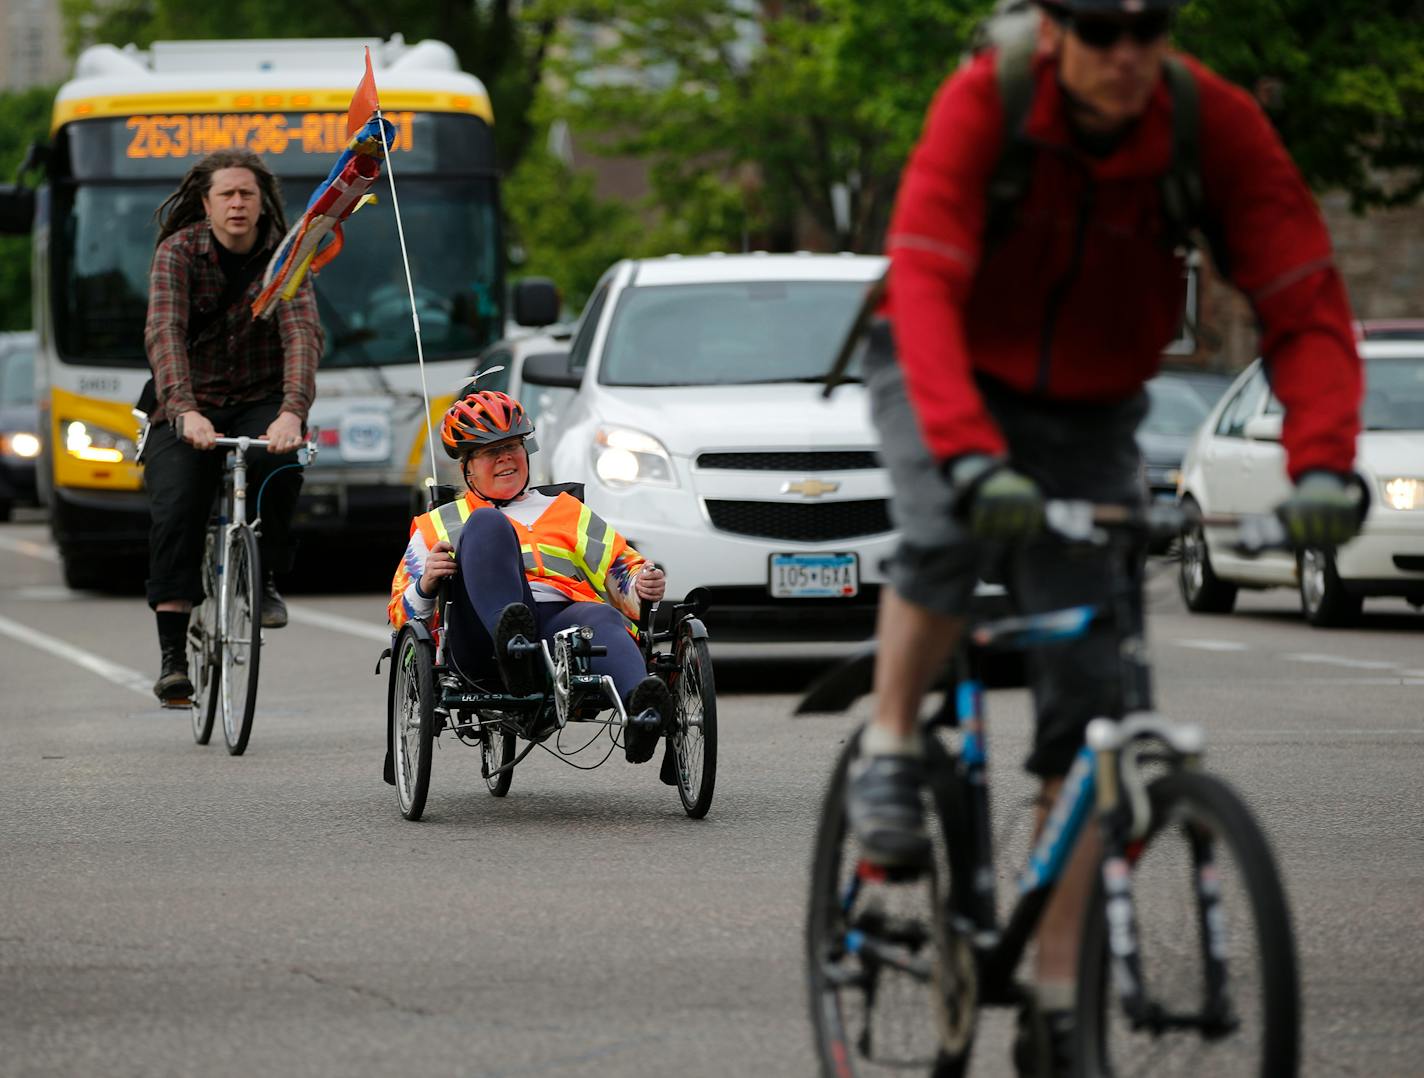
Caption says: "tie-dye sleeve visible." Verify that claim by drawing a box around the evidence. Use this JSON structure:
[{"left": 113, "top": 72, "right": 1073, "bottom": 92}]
[{"left": 388, "top": 521, "right": 438, "bottom": 628}]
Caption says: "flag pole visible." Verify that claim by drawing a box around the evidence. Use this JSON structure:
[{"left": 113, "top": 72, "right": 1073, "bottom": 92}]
[{"left": 374, "top": 107, "right": 441, "bottom": 496}]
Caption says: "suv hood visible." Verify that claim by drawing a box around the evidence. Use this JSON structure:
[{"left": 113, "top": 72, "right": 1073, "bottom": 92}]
[{"left": 588, "top": 382, "right": 878, "bottom": 457}]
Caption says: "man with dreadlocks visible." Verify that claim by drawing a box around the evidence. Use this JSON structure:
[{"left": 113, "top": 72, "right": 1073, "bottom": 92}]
[{"left": 143, "top": 149, "right": 324, "bottom": 705}]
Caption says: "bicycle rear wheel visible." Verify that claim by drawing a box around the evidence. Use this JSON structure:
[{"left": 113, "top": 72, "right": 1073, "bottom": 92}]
[
  {"left": 188, "top": 603, "right": 219, "bottom": 745},
  {"left": 669, "top": 627, "right": 716, "bottom": 818},
  {"left": 189, "top": 529, "right": 221, "bottom": 745},
  {"left": 1075, "top": 770, "right": 1299, "bottom": 1077},
  {"left": 220, "top": 525, "right": 262, "bottom": 756},
  {"left": 806, "top": 730, "right": 975, "bottom": 1077},
  {"left": 482, "top": 720, "right": 515, "bottom": 797}
]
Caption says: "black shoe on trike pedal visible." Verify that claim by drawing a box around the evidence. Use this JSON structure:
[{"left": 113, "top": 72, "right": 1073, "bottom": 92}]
[
  {"left": 625, "top": 676, "right": 673, "bottom": 764},
  {"left": 494, "top": 602, "right": 541, "bottom": 696}
]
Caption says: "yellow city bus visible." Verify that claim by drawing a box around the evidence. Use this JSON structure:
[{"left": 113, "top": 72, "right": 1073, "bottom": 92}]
[{"left": 1, "top": 36, "right": 499, "bottom": 589}]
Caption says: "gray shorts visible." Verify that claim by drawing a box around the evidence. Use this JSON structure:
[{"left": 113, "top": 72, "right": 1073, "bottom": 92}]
[{"left": 864, "top": 332, "right": 1148, "bottom": 776}]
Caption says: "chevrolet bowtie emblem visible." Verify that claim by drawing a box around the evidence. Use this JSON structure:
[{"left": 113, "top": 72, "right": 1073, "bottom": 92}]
[{"left": 782, "top": 478, "right": 840, "bottom": 498}]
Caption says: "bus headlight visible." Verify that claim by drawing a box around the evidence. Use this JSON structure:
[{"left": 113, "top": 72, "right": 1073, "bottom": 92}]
[
  {"left": 1381, "top": 477, "right": 1423, "bottom": 511},
  {"left": 64, "top": 419, "right": 135, "bottom": 464},
  {"left": 592, "top": 427, "right": 677, "bottom": 488},
  {"left": 2, "top": 431, "right": 40, "bottom": 458}
]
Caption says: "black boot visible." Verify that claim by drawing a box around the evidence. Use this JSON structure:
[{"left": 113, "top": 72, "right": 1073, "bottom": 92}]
[
  {"left": 625, "top": 675, "right": 672, "bottom": 764},
  {"left": 153, "top": 610, "right": 193, "bottom": 705},
  {"left": 261, "top": 574, "right": 288, "bottom": 628}
]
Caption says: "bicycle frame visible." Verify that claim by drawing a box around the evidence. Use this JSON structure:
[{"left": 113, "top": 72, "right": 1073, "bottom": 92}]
[{"left": 924, "top": 518, "right": 1234, "bottom": 1030}]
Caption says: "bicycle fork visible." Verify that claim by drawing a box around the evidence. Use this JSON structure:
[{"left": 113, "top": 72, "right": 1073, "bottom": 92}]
[{"left": 1087, "top": 717, "right": 1236, "bottom": 1037}]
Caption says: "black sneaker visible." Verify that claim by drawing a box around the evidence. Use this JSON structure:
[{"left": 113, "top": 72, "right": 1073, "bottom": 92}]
[
  {"left": 261, "top": 575, "right": 288, "bottom": 628},
  {"left": 625, "top": 675, "right": 672, "bottom": 764},
  {"left": 493, "top": 602, "right": 541, "bottom": 696},
  {"left": 1012, "top": 1002, "right": 1074, "bottom": 1078},
  {"left": 845, "top": 750, "right": 930, "bottom": 868}
]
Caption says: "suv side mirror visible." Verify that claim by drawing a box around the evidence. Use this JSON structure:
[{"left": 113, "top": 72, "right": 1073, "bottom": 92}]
[
  {"left": 0, "top": 185, "right": 35, "bottom": 235},
  {"left": 521, "top": 351, "right": 581, "bottom": 389},
  {"left": 1242, "top": 413, "right": 1282, "bottom": 442},
  {"left": 512, "top": 277, "right": 561, "bottom": 327}
]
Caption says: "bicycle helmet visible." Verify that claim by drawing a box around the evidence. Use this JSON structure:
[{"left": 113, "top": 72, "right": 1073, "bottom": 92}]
[{"left": 440, "top": 390, "right": 535, "bottom": 459}]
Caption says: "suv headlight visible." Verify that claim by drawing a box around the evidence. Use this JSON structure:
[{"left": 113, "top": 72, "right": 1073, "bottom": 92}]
[
  {"left": 1380, "top": 477, "right": 1423, "bottom": 511},
  {"left": 63, "top": 419, "right": 136, "bottom": 464},
  {"left": 592, "top": 427, "right": 677, "bottom": 488}
]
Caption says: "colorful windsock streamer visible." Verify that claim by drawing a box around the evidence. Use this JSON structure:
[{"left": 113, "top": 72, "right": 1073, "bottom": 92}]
[{"left": 251, "top": 113, "right": 397, "bottom": 319}]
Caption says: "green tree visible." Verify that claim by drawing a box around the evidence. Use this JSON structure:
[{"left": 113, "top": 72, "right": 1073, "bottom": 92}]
[{"left": 0, "top": 87, "right": 59, "bottom": 330}]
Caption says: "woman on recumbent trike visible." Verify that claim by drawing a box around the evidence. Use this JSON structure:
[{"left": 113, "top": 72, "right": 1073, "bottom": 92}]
[{"left": 386, "top": 388, "right": 674, "bottom": 768}]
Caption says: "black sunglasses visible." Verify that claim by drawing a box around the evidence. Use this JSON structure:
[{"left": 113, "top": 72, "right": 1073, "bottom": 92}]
[{"left": 1057, "top": 10, "right": 1172, "bottom": 49}]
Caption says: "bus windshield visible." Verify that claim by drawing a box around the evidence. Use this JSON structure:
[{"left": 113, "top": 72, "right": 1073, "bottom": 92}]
[{"left": 52, "top": 115, "right": 502, "bottom": 370}]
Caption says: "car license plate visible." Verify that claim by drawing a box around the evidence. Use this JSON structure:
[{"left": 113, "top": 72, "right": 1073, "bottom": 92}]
[{"left": 769, "top": 553, "right": 859, "bottom": 598}]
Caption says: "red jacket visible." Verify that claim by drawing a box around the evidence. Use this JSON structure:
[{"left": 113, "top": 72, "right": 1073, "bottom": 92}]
[{"left": 886, "top": 49, "right": 1360, "bottom": 480}]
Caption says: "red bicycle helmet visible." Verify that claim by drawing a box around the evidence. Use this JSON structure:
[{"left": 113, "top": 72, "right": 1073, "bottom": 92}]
[{"left": 440, "top": 390, "right": 536, "bottom": 459}]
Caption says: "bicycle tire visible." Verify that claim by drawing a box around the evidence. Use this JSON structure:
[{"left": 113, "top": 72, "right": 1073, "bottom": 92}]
[
  {"left": 483, "top": 722, "right": 515, "bottom": 797},
  {"left": 189, "top": 603, "right": 219, "bottom": 745},
  {"left": 391, "top": 625, "right": 435, "bottom": 821},
  {"left": 1075, "top": 769, "right": 1299, "bottom": 1077},
  {"left": 189, "top": 529, "right": 221, "bottom": 745},
  {"left": 669, "top": 628, "right": 717, "bottom": 819},
  {"left": 220, "top": 525, "right": 262, "bottom": 756},
  {"left": 806, "top": 730, "right": 976, "bottom": 1077}
]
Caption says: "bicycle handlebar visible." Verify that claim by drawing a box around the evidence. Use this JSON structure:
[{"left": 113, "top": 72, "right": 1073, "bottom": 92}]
[{"left": 173, "top": 416, "right": 320, "bottom": 464}]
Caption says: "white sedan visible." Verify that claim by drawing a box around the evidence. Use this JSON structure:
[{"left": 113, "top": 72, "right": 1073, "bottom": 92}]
[{"left": 1177, "top": 340, "right": 1424, "bottom": 626}]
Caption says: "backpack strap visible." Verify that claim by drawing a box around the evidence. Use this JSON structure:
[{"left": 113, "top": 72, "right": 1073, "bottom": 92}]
[
  {"left": 985, "top": 36, "right": 1039, "bottom": 247},
  {"left": 1160, "top": 57, "right": 1234, "bottom": 275}
]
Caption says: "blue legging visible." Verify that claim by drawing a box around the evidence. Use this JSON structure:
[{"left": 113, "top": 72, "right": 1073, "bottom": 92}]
[{"left": 446, "top": 508, "right": 647, "bottom": 700}]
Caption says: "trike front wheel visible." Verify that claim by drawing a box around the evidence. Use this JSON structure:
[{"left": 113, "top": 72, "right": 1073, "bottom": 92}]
[
  {"left": 391, "top": 626, "right": 436, "bottom": 821},
  {"left": 669, "top": 628, "right": 717, "bottom": 818}
]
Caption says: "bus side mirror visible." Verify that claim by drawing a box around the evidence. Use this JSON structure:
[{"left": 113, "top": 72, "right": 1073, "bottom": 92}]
[
  {"left": 512, "top": 277, "right": 560, "bottom": 327},
  {"left": 0, "top": 185, "right": 35, "bottom": 235}
]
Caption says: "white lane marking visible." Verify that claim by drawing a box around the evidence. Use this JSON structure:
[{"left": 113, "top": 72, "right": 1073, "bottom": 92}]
[
  {"left": 284, "top": 603, "right": 391, "bottom": 643},
  {"left": 0, "top": 612, "right": 151, "bottom": 697},
  {"left": 1281, "top": 652, "right": 1399, "bottom": 670},
  {"left": 0, "top": 532, "right": 60, "bottom": 563},
  {"left": 12, "top": 586, "right": 81, "bottom": 601},
  {"left": 1171, "top": 638, "right": 1250, "bottom": 652}
]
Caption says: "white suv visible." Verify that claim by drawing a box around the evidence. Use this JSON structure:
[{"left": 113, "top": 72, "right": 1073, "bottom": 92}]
[{"left": 521, "top": 253, "right": 893, "bottom": 637}]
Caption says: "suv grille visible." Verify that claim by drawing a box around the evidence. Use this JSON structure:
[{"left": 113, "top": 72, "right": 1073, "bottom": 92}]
[
  {"left": 704, "top": 498, "right": 892, "bottom": 542},
  {"left": 695, "top": 450, "right": 880, "bottom": 471}
]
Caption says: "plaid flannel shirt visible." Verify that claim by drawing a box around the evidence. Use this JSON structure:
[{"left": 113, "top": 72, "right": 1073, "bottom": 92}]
[{"left": 144, "top": 221, "right": 323, "bottom": 424}]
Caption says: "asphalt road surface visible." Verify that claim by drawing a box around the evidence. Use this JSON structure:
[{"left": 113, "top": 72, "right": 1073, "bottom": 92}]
[{"left": 2, "top": 518, "right": 1421, "bottom": 1077}]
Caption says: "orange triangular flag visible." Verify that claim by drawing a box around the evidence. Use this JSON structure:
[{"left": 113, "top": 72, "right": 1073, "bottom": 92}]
[{"left": 346, "top": 47, "right": 380, "bottom": 138}]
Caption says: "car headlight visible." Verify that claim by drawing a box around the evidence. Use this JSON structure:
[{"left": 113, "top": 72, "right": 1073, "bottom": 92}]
[
  {"left": 1380, "top": 477, "right": 1423, "bottom": 511},
  {"left": 2, "top": 431, "right": 40, "bottom": 458},
  {"left": 592, "top": 427, "right": 677, "bottom": 488},
  {"left": 63, "top": 419, "right": 136, "bottom": 464}
]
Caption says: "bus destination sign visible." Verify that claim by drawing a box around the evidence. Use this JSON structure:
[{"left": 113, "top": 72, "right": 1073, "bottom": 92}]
[{"left": 125, "top": 111, "right": 417, "bottom": 160}]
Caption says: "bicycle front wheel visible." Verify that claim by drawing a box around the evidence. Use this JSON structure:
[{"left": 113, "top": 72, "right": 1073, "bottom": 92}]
[
  {"left": 806, "top": 731, "right": 975, "bottom": 1078},
  {"left": 1075, "top": 769, "right": 1299, "bottom": 1077},
  {"left": 220, "top": 525, "right": 262, "bottom": 756},
  {"left": 669, "top": 628, "right": 716, "bottom": 819}
]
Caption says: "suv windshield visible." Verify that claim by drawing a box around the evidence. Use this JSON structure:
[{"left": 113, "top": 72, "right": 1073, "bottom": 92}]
[
  {"left": 1144, "top": 376, "right": 1211, "bottom": 435},
  {"left": 1364, "top": 356, "right": 1424, "bottom": 431},
  {"left": 598, "top": 280, "right": 866, "bottom": 387}
]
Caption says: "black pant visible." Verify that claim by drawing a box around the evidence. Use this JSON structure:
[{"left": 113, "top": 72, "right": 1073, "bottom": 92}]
[
  {"left": 143, "top": 400, "right": 303, "bottom": 608},
  {"left": 445, "top": 508, "right": 648, "bottom": 699}
]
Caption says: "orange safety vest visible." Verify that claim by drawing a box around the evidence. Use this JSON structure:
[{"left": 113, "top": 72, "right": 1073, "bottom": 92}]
[{"left": 393, "top": 489, "right": 646, "bottom": 631}]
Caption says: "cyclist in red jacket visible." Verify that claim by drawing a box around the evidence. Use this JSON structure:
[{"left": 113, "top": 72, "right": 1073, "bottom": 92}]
[{"left": 848, "top": 0, "right": 1362, "bottom": 1070}]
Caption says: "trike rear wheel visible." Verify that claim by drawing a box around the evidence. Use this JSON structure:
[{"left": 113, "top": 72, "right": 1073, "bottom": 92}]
[{"left": 483, "top": 722, "right": 515, "bottom": 797}]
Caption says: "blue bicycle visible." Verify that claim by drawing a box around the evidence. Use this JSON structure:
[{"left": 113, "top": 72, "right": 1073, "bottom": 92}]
[{"left": 804, "top": 502, "right": 1300, "bottom": 1077}]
